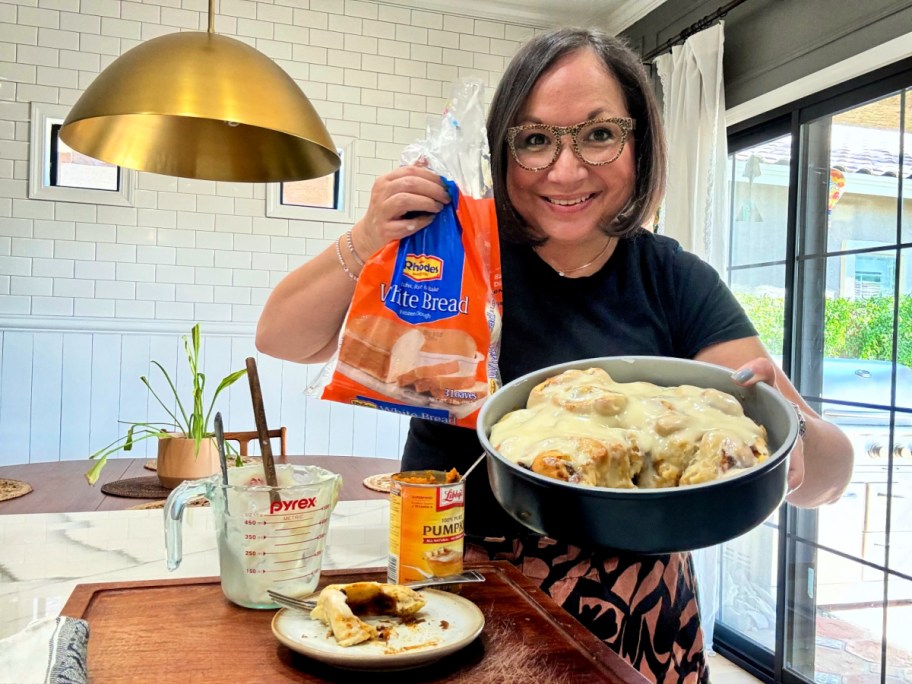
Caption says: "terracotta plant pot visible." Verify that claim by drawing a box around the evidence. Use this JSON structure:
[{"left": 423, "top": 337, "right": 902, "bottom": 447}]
[{"left": 156, "top": 437, "right": 220, "bottom": 489}]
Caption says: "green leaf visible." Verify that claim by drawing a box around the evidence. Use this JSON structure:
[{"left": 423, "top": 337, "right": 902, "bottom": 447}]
[
  {"left": 85, "top": 428, "right": 167, "bottom": 484},
  {"left": 88, "top": 437, "right": 128, "bottom": 461},
  {"left": 183, "top": 336, "right": 196, "bottom": 379},
  {"left": 192, "top": 323, "right": 201, "bottom": 360},
  {"left": 85, "top": 455, "right": 108, "bottom": 485},
  {"left": 149, "top": 361, "right": 191, "bottom": 431},
  {"left": 140, "top": 376, "right": 185, "bottom": 433},
  {"left": 203, "top": 368, "right": 248, "bottom": 431}
]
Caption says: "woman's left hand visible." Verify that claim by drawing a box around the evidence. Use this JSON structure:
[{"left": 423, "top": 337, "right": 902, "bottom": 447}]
[
  {"left": 730, "top": 357, "right": 806, "bottom": 493},
  {"left": 697, "top": 338, "right": 853, "bottom": 506}
]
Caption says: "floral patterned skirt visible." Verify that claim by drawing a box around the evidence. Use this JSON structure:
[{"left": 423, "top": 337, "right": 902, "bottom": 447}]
[{"left": 465, "top": 535, "right": 709, "bottom": 684}]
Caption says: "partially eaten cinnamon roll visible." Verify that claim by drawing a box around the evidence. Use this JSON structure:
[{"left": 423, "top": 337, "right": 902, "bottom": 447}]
[{"left": 310, "top": 582, "right": 426, "bottom": 647}]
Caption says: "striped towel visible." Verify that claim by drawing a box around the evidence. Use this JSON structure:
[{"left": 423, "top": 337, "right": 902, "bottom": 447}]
[{"left": 0, "top": 616, "right": 88, "bottom": 684}]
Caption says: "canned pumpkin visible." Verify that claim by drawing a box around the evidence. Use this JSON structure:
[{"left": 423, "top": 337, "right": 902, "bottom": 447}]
[{"left": 388, "top": 469, "right": 464, "bottom": 584}]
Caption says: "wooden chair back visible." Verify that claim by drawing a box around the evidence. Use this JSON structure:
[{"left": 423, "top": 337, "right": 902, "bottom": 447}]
[{"left": 223, "top": 427, "right": 288, "bottom": 457}]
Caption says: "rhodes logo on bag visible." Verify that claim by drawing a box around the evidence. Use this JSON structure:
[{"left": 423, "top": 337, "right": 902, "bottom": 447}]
[{"left": 402, "top": 254, "right": 443, "bottom": 281}]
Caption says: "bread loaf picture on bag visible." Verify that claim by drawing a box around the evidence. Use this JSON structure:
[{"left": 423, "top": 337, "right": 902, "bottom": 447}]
[
  {"left": 338, "top": 315, "right": 426, "bottom": 384},
  {"left": 337, "top": 314, "right": 487, "bottom": 409}
]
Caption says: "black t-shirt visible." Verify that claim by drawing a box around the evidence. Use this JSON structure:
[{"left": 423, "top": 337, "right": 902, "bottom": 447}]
[{"left": 401, "top": 230, "right": 758, "bottom": 538}]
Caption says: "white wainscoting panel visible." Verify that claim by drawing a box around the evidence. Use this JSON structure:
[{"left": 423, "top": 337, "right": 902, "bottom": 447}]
[
  {"left": 31, "top": 332, "right": 63, "bottom": 460},
  {"left": 60, "top": 334, "right": 92, "bottom": 462},
  {"left": 1, "top": 332, "right": 34, "bottom": 460},
  {"left": 0, "top": 317, "right": 412, "bottom": 466}
]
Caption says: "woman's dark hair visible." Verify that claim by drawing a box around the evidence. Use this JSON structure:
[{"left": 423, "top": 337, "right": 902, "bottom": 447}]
[{"left": 487, "top": 27, "right": 666, "bottom": 243}]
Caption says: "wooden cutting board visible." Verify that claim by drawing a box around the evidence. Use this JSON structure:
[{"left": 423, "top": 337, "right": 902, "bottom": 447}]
[{"left": 62, "top": 561, "right": 648, "bottom": 683}]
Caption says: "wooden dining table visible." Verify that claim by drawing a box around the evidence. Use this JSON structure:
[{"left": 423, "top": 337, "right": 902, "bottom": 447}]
[
  {"left": 0, "top": 455, "right": 399, "bottom": 514},
  {"left": 3, "top": 455, "right": 654, "bottom": 682},
  {"left": 62, "top": 562, "right": 651, "bottom": 683}
]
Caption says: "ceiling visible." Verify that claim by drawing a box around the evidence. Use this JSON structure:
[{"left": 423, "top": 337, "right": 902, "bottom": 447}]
[{"left": 383, "top": 0, "right": 669, "bottom": 34}]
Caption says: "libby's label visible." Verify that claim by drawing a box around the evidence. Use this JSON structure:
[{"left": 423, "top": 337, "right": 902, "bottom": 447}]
[
  {"left": 403, "top": 254, "right": 443, "bottom": 281},
  {"left": 437, "top": 485, "right": 464, "bottom": 511}
]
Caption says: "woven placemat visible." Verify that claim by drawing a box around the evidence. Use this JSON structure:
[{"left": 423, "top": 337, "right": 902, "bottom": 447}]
[
  {"left": 128, "top": 497, "right": 209, "bottom": 510},
  {"left": 0, "top": 478, "right": 33, "bottom": 502},
  {"left": 362, "top": 472, "right": 393, "bottom": 493},
  {"left": 101, "top": 476, "right": 171, "bottom": 499}
]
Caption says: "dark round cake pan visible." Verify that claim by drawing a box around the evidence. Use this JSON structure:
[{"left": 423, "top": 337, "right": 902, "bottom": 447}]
[{"left": 476, "top": 356, "right": 799, "bottom": 554}]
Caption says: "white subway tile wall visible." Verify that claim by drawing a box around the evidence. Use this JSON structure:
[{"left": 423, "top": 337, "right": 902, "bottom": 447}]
[{"left": 0, "top": 0, "right": 538, "bottom": 464}]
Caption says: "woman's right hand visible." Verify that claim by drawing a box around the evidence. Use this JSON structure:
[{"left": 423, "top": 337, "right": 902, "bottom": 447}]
[
  {"left": 350, "top": 165, "right": 451, "bottom": 259},
  {"left": 255, "top": 164, "right": 451, "bottom": 364}
]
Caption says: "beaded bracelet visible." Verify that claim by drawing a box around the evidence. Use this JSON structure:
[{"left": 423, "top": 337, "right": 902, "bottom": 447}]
[
  {"left": 335, "top": 235, "right": 358, "bottom": 282},
  {"left": 790, "top": 402, "right": 807, "bottom": 439},
  {"left": 345, "top": 230, "right": 365, "bottom": 267}
]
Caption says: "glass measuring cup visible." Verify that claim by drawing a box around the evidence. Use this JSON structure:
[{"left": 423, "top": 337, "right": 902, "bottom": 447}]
[{"left": 164, "top": 464, "right": 342, "bottom": 609}]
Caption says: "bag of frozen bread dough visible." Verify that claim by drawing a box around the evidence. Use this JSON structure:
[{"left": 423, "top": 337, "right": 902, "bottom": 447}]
[
  {"left": 321, "top": 178, "right": 500, "bottom": 427},
  {"left": 320, "top": 78, "right": 501, "bottom": 428}
]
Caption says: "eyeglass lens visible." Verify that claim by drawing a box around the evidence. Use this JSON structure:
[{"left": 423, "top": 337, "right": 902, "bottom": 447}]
[{"left": 512, "top": 120, "right": 627, "bottom": 168}]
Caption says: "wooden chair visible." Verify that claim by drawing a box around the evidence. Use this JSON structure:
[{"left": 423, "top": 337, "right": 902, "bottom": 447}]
[{"left": 223, "top": 427, "right": 288, "bottom": 457}]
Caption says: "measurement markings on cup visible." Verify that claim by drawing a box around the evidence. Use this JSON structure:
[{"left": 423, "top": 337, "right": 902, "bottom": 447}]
[
  {"left": 274, "top": 538, "right": 320, "bottom": 547},
  {"left": 266, "top": 552, "right": 324, "bottom": 570},
  {"left": 281, "top": 568, "right": 321, "bottom": 583},
  {"left": 271, "top": 518, "right": 331, "bottom": 532}
]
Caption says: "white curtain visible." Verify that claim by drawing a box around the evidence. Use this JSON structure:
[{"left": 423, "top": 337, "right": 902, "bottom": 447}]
[
  {"left": 655, "top": 23, "right": 729, "bottom": 654},
  {"left": 655, "top": 21, "right": 729, "bottom": 272}
]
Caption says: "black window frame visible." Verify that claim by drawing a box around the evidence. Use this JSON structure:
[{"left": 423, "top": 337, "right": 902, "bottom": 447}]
[
  {"left": 48, "top": 122, "right": 121, "bottom": 192},
  {"left": 279, "top": 153, "right": 344, "bottom": 210},
  {"left": 715, "top": 55, "right": 912, "bottom": 684}
]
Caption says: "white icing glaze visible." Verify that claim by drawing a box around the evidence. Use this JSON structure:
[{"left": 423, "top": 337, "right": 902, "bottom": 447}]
[{"left": 490, "top": 368, "right": 769, "bottom": 489}]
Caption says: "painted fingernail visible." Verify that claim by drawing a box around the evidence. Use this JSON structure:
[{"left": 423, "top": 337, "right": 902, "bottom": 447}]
[
  {"left": 406, "top": 223, "right": 417, "bottom": 232},
  {"left": 732, "top": 368, "right": 754, "bottom": 383}
]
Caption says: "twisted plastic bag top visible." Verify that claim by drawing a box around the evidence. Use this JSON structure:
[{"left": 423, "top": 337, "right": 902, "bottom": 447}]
[{"left": 400, "top": 78, "right": 493, "bottom": 199}]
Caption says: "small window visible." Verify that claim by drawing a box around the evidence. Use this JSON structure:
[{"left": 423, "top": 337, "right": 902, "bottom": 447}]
[
  {"left": 842, "top": 242, "right": 896, "bottom": 299},
  {"left": 854, "top": 271, "right": 882, "bottom": 298},
  {"left": 266, "top": 137, "right": 355, "bottom": 224},
  {"left": 28, "top": 102, "right": 135, "bottom": 206},
  {"left": 49, "top": 123, "right": 120, "bottom": 191},
  {"left": 281, "top": 173, "right": 338, "bottom": 209},
  {"left": 280, "top": 157, "right": 341, "bottom": 210}
]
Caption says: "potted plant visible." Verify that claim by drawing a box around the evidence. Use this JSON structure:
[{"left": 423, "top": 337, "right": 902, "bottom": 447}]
[{"left": 86, "top": 323, "right": 247, "bottom": 488}]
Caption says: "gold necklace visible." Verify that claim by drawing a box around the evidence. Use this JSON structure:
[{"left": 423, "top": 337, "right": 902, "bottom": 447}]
[{"left": 534, "top": 238, "right": 613, "bottom": 277}]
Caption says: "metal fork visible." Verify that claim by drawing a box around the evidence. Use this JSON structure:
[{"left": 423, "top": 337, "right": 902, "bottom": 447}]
[{"left": 267, "top": 570, "right": 486, "bottom": 611}]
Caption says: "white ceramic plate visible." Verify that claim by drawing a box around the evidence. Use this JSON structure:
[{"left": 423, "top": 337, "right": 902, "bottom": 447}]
[{"left": 271, "top": 589, "right": 485, "bottom": 670}]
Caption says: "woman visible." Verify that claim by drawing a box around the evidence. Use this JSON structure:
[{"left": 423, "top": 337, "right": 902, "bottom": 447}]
[{"left": 257, "top": 28, "right": 854, "bottom": 683}]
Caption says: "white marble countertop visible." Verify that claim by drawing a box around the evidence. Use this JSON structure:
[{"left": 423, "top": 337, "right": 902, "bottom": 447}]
[{"left": 0, "top": 499, "right": 390, "bottom": 639}]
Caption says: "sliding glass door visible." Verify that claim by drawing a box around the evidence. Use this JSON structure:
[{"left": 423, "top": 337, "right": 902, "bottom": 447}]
[{"left": 714, "top": 61, "right": 912, "bottom": 684}]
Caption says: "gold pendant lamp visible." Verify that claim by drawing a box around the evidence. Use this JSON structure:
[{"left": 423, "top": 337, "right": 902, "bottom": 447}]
[{"left": 59, "top": 0, "right": 340, "bottom": 183}]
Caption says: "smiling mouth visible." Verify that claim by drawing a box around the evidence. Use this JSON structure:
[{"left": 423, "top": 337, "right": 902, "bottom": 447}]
[{"left": 545, "top": 193, "right": 595, "bottom": 206}]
